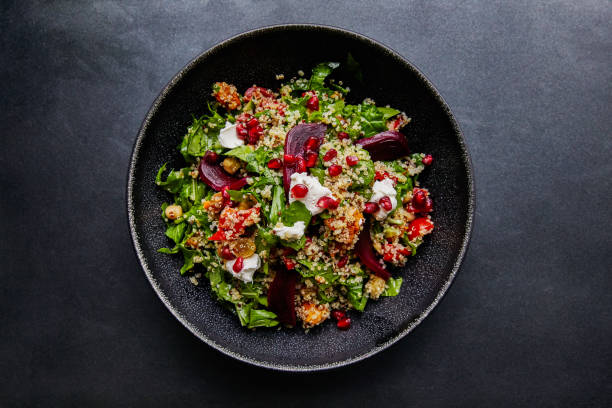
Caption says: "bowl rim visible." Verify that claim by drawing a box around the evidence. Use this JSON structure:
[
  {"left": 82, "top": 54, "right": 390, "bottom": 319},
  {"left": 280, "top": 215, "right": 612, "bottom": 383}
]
[{"left": 126, "top": 23, "right": 475, "bottom": 372}]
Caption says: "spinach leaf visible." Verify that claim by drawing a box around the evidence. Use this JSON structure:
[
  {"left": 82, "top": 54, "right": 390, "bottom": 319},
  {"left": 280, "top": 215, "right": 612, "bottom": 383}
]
[
  {"left": 255, "top": 227, "right": 279, "bottom": 252},
  {"left": 156, "top": 164, "right": 189, "bottom": 194},
  {"left": 281, "top": 201, "right": 311, "bottom": 227},
  {"left": 165, "top": 222, "right": 186, "bottom": 245},
  {"left": 308, "top": 168, "right": 326, "bottom": 185},
  {"left": 345, "top": 276, "right": 368, "bottom": 311},
  {"left": 235, "top": 303, "right": 252, "bottom": 327},
  {"left": 225, "top": 145, "right": 254, "bottom": 162},
  {"left": 247, "top": 309, "right": 279, "bottom": 328},
  {"left": 308, "top": 62, "right": 339, "bottom": 90},
  {"left": 280, "top": 235, "right": 306, "bottom": 251},
  {"left": 381, "top": 277, "right": 403, "bottom": 297},
  {"left": 269, "top": 185, "right": 285, "bottom": 226}
]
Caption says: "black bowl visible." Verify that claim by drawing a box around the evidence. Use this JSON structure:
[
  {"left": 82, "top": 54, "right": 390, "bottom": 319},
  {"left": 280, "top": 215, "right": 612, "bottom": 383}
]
[{"left": 127, "top": 24, "right": 474, "bottom": 371}]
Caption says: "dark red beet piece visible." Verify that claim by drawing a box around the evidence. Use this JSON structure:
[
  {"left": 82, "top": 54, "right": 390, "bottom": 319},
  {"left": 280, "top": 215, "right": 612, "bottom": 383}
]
[
  {"left": 355, "top": 131, "right": 410, "bottom": 161},
  {"left": 198, "top": 158, "right": 247, "bottom": 191},
  {"left": 267, "top": 267, "right": 298, "bottom": 326},
  {"left": 282, "top": 123, "right": 327, "bottom": 196},
  {"left": 356, "top": 222, "right": 391, "bottom": 280}
]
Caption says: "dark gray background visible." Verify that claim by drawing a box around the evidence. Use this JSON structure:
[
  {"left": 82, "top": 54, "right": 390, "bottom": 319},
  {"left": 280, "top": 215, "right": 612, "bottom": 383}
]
[{"left": 1, "top": 0, "right": 610, "bottom": 406}]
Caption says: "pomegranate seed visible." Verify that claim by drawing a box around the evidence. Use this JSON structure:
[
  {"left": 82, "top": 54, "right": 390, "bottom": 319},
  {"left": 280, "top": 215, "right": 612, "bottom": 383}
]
[
  {"left": 232, "top": 257, "right": 244, "bottom": 273},
  {"left": 305, "top": 151, "right": 318, "bottom": 167},
  {"left": 204, "top": 150, "right": 218, "bottom": 164},
  {"left": 327, "top": 198, "right": 339, "bottom": 210},
  {"left": 337, "top": 131, "right": 349, "bottom": 140},
  {"left": 375, "top": 170, "right": 386, "bottom": 181},
  {"left": 422, "top": 197, "right": 433, "bottom": 213},
  {"left": 337, "top": 317, "right": 351, "bottom": 330},
  {"left": 422, "top": 154, "right": 433, "bottom": 166},
  {"left": 291, "top": 184, "right": 309, "bottom": 198},
  {"left": 316, "top": 196, "right": 332, "bottom": 209},
  {"left": 236, "top": 123, "right": 248, "bottom": 139},
  {"left": 283, "top": 154, "right": 296, "bottom": 164},
  {"left": 220, "top": 246, "right": 235, "bottom": 260},
  {"left": 323, "top": 149, "right": 337, "bottom": 161},
  {"left": 296, "top": 157, "right": 307, "bottom": 173},
  {"left": 379, "top": 196, "right": 393, "bottom": 211},
  {"left": 346, "top": 155, "right": 359, "bottom": 166},
  {"left": 328, "top": 164, "right": 342, "bottom": 176},
  {"left": 306, "top": 95, "right": 319, "bottom": 110},
  {"left": 304, "top": 136, "right": 319, "bottom": 151},
  {"left": 331, "top": 310, "right": 346, "bottom": 321},
  {"left": 246, "top": 117, "right": 259, "bottom": 129},
  {"left": 337, "top": 256, "right": 348, "bottom": 268},
  {"left": 283, "top": 257, "right": 296, "bottom": 270},
  {"left": 363, "top": 202, "right": 379, "bottom": 214},
  {"left": 222, "top": 187, "right": 230, "bottom": 201},
  {"left": 267, "top": 158, "right": 282, "bottom": 169},
  {"left": 247, "top": 126, "right": 263, "bottom": 144},
  {"left": 412, "top": 189, "right": 428, "bottom": 207},
  {"left": 383, "top": 252, "right": 394, "bottom": 262}
]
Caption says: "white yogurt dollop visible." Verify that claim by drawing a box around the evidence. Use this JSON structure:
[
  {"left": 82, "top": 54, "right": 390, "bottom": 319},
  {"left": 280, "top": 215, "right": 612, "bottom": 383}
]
[
  {"left": 369, "top": 178, "right": 398, "bottom": 221},
  {"left": 218, "top": 121, "right": 244, "bottom": 149},
  {"left": 289, "top": 172, "right": 335, "bottom": 216},
  {"left": 273, "top": 221, "right": 306, "bottom": 241},
  {"left": 225, "top": 253, "right": 261, "bottom": 283}
]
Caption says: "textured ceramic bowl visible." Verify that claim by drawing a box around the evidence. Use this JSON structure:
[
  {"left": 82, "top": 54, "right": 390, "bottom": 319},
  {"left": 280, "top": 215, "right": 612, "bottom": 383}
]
[{"left": 127, "top": 24, "right": 474, "bottom": 371}]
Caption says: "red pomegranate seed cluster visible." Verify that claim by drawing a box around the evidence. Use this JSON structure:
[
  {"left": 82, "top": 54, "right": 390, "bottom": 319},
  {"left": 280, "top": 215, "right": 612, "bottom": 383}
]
[
  {"left": 411, "top": 188, "right": 433, "bottom": 213},
  {"left": 336, "top": 256, "right": 348, "bottom": 268},
  {"left": 337, "top": 131, "right": 349, "bottom": 140},
  {"left": 235, "top": 113, "right": 263, "bottom": 144},
  {"left": 331, "top": 310, "right": 351, "bottom": 329},
  {"left": 422, "top": 154, "right": 433, "bottom": 165}
]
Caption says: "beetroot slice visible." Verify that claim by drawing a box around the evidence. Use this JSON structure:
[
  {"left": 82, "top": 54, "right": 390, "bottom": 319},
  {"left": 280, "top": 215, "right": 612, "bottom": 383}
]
[
  {"left": 283, "top": 123, "right": 327, "bottom": 196},
  {"left": 355, "top": 130, "right": 410, "bottom": 161},
  {"left": 267, "top": 267, "right": 298, "bottom": 326},
  {"left": 356, "top": 222, "right": 391, "bottom": 281},
  {"left": 198, "top": 158, "right": 247, "bottom": 192}
]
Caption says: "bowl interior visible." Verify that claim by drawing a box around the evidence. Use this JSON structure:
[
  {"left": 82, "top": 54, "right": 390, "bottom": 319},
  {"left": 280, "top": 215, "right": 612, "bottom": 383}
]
[{"left": 128, "top": 25, "right": 473, "bottom": 370}]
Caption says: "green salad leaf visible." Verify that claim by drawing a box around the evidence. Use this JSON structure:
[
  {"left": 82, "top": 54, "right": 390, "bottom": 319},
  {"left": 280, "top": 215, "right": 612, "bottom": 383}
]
[
  {"left": 381, "top": 277, "right": 403, "bottom": 297},
  {"left": 281, "top": 201, "right": 312, "bottom": 227}
]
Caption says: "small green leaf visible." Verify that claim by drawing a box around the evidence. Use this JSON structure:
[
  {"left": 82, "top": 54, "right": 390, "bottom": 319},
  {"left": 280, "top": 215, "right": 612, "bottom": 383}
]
[
  {"left": 281, "top": 201, "right": 311, "bottom": 227},
  {"left": 381, "top": 277, "right": 403, "bottom": 297}
]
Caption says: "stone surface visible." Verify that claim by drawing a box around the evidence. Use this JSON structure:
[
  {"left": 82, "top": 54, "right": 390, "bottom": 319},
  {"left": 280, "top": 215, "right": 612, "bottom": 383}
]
[{"left": 1, "top": 0, "right": 610, "bottom": 406}]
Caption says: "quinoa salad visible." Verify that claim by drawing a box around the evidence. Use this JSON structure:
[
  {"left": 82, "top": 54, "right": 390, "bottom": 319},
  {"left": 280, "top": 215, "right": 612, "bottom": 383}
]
[{"left": 156, "top": 62, "right": 435, "bottom": 330}]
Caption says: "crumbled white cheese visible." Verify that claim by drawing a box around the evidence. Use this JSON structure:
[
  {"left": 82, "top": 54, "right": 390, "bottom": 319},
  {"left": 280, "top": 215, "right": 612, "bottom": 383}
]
[
  {"left": 273, "top": 221, "right": 306, "bottom": 241},
  {"left": 289, "top": 172, "right": 335, "bottom": 215},
  {"left": 218, "top": 121, "right": 244, "bottom": 149},
  {"left": 370, "top": 179, "right": 397, "bottom": 221},
  {"left": 225, "top": 253, "right": 261, "bottom": 283}
]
